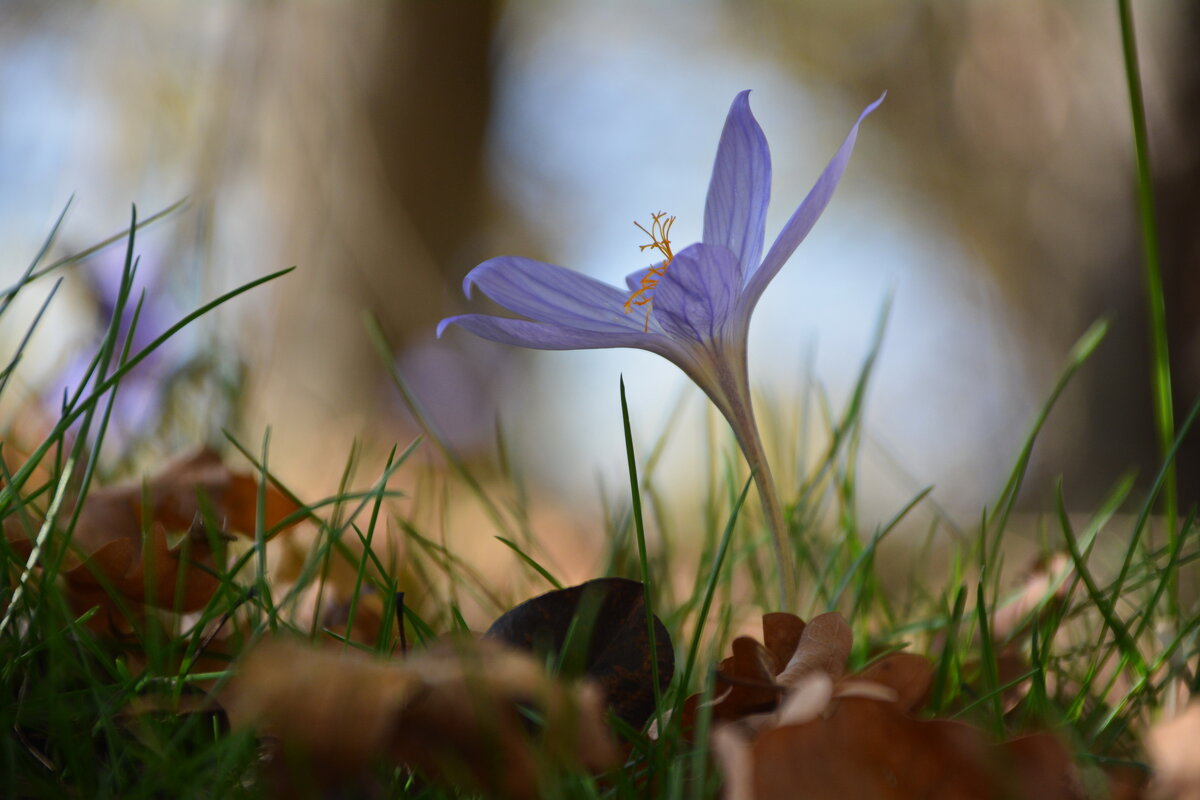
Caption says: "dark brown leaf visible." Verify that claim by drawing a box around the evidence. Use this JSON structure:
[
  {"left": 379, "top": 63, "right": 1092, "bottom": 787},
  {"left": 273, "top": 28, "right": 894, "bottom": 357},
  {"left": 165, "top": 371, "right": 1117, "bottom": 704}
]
[
  {"left": 485, "top": 577, "right": 673, "bottom": 730},
  {"left": 761, "top": 612, "right": 805, "bottom": 667}
]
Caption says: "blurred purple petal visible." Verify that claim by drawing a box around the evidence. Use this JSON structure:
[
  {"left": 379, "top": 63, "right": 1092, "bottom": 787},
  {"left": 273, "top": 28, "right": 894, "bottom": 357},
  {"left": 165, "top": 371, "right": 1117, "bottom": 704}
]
[
  {"left": 652, "top": 244, "right": 741, "bottom": 343},
  {"left": 703, "top": 91, "right": 771, "bottom": 278},
  {"left": 742, "top": 93, "right": 884, "bottom": 309}
]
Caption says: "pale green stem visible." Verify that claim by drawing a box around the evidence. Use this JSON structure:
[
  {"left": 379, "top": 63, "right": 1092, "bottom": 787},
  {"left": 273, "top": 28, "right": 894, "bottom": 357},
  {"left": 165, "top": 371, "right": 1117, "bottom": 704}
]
[{"left": 690, "top": 342, "right": 796, "bottom": 610}]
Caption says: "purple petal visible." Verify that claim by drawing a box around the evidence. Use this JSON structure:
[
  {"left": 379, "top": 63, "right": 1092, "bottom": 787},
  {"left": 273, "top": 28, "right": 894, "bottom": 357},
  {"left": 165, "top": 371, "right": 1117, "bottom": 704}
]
[
  {"left": 652, "top": 244, "right": 741, "bottom": 344},
  {"left": 437, "top": 313, "right": 665, "bottom": 352},
  {"left": 465, "top": 256, "right": 646, "bottom": 333},
  {"left": 703, "top": 90, "right": 771, "bottom": 278},
  {"left": 742, "top": 92, "right": 885, "bottom": 310}
]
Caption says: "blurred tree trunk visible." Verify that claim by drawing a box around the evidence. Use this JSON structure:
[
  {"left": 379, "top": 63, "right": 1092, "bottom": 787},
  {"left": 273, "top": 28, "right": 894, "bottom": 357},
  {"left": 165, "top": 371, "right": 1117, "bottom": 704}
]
[
  {"left": 1157, "top": 2, "right": 1200, "bottom": 499},
  {"left": 231, "top": 2, "right": 498, "bottom": 468}
]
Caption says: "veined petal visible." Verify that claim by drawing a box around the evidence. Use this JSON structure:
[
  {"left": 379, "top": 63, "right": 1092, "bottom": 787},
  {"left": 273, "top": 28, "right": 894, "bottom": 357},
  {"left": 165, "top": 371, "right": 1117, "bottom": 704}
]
[
  {"left": 652, "top": 244, "right": 741, "bottom": 344},
  {"left": 465, "top": 256, "right": 645, "bottom": 333},
  {"left": 742, "top": 92, "right": 885, "bottom": 311},
  {"left": 437, "top": 313, "right": 669, "bottom": 353},
  {"left": 703, "top": 91, "right": 771, "bottom": 278}
]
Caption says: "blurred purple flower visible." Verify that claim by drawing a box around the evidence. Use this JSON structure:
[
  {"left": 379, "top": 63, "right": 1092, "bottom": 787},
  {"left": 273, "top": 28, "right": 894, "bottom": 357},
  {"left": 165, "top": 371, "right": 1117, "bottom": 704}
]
[
  {"left": 48, "top": 242, "right": 182, "bottom": 447},
  {"left": 438, "top": 91, "right": 883, "bottom": 604}
]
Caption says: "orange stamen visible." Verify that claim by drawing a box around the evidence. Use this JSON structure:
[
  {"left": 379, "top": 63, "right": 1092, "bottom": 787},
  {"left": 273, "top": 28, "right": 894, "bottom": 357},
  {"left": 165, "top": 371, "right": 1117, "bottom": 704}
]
[{"left": 624, "top": 212, "right": 676, "bottom": 330}]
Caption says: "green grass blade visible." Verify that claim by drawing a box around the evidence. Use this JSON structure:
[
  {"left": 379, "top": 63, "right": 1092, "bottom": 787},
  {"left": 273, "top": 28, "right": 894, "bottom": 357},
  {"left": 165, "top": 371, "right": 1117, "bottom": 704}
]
[
  {"left": 1117, "top": 0, "right": 1176, "bottom": 571},
  {"left": 988, "top": 320, "right": 1108, "bottom": 539},
  {"left": 619, "top": 376, "right": 665, "bottom": 737}
]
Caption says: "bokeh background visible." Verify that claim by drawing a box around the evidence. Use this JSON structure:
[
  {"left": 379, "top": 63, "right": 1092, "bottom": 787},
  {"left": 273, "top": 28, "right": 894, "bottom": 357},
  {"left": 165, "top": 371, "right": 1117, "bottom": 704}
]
[{"left": 1, "top": 1, "right": 1197, "bottom": 542}]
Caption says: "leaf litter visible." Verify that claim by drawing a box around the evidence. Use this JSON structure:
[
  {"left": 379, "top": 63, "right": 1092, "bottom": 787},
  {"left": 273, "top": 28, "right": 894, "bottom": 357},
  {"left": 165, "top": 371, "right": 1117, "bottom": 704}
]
[
  {"left": 0, "top": 449, "right": 1183, "bottom": 799},
  {"left": 4, "top": 447, "right": 300, "bottom": 632}
]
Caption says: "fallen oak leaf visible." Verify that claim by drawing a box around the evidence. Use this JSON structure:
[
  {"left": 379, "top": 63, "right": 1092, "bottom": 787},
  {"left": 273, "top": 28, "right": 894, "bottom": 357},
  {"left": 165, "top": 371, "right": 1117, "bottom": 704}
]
[
  {"left": 856, "top": 651, "right": 935, "bottom": 714},
  {"left": 485, "top": 577, "right": 673, "bottom": 730},
  {"left": 760, "top": 612, "right": 805, "bottom": 667},
  {"left": 5, "top": 448, "right": 302, "bottom": 621},
  {"left": 741, "top": 696, "right": 995, "bottom": 799},
  {"left": 701, "top": 614, "right": 1097, "bottom": 799},
  {"left": 775, "top": 612, "right": 852, "bottom": 687},
  {"left": 225, "top": 635, "right": 619, "bottom": 799},
  {"left": 712, "top": 637, "right": 784, "bottom": 719},
  {"left": 718, "top": 696, "right": 1088, "bottom": 800},
  {"left": 677, "top": 612, "right": 873, "bottom": 736}
]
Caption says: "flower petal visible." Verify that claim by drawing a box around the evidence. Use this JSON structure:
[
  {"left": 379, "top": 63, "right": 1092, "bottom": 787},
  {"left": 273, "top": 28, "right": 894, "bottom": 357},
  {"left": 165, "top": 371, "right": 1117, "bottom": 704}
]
[
  {"left": 742, "top": 92, "right": 885, "bottom": 310},
  {"left": 703, "top": 90, "right": 771, "bottom": 278},
  {"left": 652, "top": 244, "right": 741, "bottom": 344},
  {"left": 437, "top": 313, "right": 667, "bottom": 353},
  {"left": 465, "top": 256, "right": 645, "bottom": 333}
]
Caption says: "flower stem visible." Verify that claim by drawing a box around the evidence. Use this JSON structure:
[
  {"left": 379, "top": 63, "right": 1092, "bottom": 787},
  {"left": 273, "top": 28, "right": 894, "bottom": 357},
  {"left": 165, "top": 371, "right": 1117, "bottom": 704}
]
[
  {"left": 739, "top": 411, "right": 795, "bottom": 611},
  {"left": 709, "top": 352, "right": 796, "bottom": 610}
]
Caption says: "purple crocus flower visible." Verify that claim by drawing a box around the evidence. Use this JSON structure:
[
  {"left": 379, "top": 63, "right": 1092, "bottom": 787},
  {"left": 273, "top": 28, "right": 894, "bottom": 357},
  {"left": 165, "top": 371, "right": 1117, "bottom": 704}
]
[
  {"left": 438, "top": 91, "right": 884, "bottom": 606},
  {"left": 48, "top": 241, "right": 182, "bottom": 453}
]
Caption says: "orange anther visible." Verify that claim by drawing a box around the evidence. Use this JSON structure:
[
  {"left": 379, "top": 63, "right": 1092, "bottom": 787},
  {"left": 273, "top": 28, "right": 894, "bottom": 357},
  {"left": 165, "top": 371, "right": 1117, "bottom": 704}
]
[{"left": 624, "top": 212, "right": 676, "bottom": 330}]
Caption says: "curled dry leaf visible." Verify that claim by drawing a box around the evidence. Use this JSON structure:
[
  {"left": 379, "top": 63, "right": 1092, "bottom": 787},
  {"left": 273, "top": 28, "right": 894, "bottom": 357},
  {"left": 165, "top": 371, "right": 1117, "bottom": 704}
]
[
  {"left": 714, "top": 637, "right": 784, "bottom": 719},
  {"left": 694, "top": 613, "right": 1096, "bottom": 799},
  {"left": 485, "top": 577, "right": 674, "bottom": 729},
  {"left": 4, "top": 448, "right": 301, "bottom": 628},
  {"left": 775, "top": 612, "right": 853, "bottom": 687},
  {"left": 225, "top": 636, "right": 619, "bottom": 799},
  {"left": 680, "top": 612, "right": 914, "bottom": 734}
]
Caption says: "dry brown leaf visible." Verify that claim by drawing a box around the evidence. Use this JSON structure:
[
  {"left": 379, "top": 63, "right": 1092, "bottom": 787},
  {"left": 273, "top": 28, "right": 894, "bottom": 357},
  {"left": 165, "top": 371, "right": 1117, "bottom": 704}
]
[
  {"left": 856, "top": 652, "right": 934, "bottom": 714},
  {"left": 225, "top": 636, "right": 619, "bottom": 799},
  {"left": 680, "top": 614, "right": 930, "bottom": 739},
  {"left": 5, "top": 448, "right": 302, "bottom": 628},
  {"left": 1106, "top": 763, "right": 1151, "bottom": 800},
  {"left": 775, "top": 612, "right": 852, "bottom": 687},
  {"left": 697, "top": 615, "right": 1098, "bottom": 800},
  {"left": 713, "top": 637, "right": 783, "bottom": 719},
  {"left": 999, "top": 733, "right": 1088, "bottom": 799},
  {"left": 735, "top": 696, "right": 1087, "bottom": 800},
  {"left": 774, "top": 672, "right": 834, "bottom": 727},
  {"left": 485, "top": 577, "right": 674, "bottom": 730},
  {"left": 734, "top": 697, "right": 990, "bottom": 799},
  {"left": 760, "top": 612, "right": 805, "bottom": 666},
  {"left": 1148, "top": 703, "right": 1200, "bottom": 800}
]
